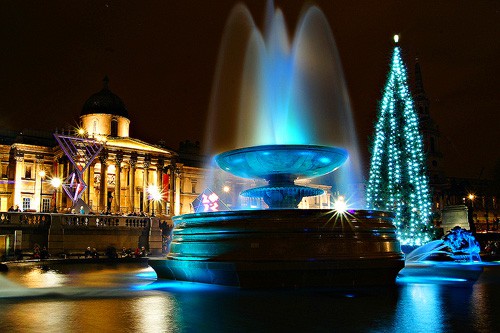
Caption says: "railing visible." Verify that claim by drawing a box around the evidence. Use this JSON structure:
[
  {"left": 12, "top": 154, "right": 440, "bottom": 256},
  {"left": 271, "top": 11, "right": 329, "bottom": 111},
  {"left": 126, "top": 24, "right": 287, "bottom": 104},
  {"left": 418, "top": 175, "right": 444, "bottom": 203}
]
[
  {"left": 60, "top": 215, "right": 150, "bottom": 228},
  {"left": 0, "top": 212, "right": 150, "bottom": 229},
  {"left": 0, "top": 212, "right": 52, "bottom": 226}
]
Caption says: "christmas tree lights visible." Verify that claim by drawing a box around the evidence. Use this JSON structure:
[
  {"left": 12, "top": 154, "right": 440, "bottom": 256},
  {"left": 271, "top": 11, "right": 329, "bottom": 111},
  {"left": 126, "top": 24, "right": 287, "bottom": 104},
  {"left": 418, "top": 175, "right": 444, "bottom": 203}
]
[{"left": 366, "top": 35, "right": 433, "bottom": 246}]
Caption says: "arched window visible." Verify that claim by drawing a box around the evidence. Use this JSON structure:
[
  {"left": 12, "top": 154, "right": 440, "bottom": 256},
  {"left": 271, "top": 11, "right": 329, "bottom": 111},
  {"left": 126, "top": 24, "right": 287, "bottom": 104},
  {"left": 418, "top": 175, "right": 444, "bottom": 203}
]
[{"left": 111, "top": 119, "right": 118, "bottom": 137}]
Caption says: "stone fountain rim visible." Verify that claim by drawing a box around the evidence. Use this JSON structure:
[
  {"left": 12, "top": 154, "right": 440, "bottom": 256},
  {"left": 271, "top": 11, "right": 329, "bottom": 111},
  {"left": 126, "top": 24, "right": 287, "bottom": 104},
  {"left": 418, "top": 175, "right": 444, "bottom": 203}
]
[{"left": 173, "top": 208, "right": 396, "bottom": 222}]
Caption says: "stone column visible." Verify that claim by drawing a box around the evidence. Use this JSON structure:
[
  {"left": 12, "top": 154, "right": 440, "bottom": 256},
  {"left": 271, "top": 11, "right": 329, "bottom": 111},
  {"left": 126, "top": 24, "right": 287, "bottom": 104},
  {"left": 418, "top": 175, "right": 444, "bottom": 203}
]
[
  {"left": 157, "top": 158, "right": 164, "bottom": 215},
  {"left": 167, "top": 164, "right": 177, "bottom": 215},
  {"left": 114, "top": 151, "right": 123, "bottom": 213},
  {"left": 98, "top": 151, "right": 108, "bottom": 212},
  {"left": 174, "top": 167, "right": 181, "bottom": 215},
  {"left": 36, "top": 154, "right": 44, "bottom": 212},
  {"left": 86, "top": 162, "right": 91, "bottom": 204},
  {"left": 129, "top": 153, "right": 137, "bottom": 213},
  {"left": 63, "top": 159, "right": 70, "bottom": 208},
  {"left": 89, "top": 162, "right": 95, "bottom": 210},
  {"left": 56, "top": 157, "right": 64, "bottom": 211},
  {"left": 13, "top": 150, "right": 24, "bottom": 209},
  {"left": 143, "top": 154, "right": 151, "bottom": 213}
]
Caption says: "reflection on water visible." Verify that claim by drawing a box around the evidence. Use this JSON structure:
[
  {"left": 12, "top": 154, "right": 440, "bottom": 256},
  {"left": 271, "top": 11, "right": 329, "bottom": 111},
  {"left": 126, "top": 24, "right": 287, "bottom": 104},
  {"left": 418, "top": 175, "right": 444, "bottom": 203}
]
[
  {"left": 394, "top": 284, "right": 445, "bottom": 332},
  {"left": 1, "top": 263, "right": 500, "bottom": 332},
  {"left": 20, "top": 268, "right": 68, "bottom": 288}
]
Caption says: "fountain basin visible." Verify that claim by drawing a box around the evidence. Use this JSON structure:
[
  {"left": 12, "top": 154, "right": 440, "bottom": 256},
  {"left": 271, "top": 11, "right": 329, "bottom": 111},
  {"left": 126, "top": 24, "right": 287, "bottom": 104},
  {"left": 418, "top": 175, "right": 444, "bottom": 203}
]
[
  {"left": 149, "top": 209, "right": 405, "bottom": 288},
  {"left": 215, "top": 144, "right": 348, "bottom": 180},
  {"left": 215, "top": 144, "right": 349, "bottom": 208}
]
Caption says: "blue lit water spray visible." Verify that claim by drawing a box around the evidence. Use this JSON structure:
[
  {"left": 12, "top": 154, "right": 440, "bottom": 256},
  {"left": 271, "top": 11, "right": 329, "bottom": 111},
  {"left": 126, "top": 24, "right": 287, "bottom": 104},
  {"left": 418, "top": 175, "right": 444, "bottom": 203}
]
[{"left": 205, "top": 1, "right": 365, "bottom": 208}]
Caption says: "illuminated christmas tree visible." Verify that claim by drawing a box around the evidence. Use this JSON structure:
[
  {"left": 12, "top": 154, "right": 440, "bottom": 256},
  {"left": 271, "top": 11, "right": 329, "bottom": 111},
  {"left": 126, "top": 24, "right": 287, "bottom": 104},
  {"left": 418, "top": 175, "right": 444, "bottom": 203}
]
[{"left": 366, "top": 35, "right": 433, "bottom": 246}]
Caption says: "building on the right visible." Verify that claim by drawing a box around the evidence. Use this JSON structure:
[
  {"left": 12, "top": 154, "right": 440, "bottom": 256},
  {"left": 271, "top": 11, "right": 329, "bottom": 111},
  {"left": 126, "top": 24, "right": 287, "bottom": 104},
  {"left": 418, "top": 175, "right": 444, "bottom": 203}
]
[{"left": 413, "top": 60, "right": 499, "bottom": 232}]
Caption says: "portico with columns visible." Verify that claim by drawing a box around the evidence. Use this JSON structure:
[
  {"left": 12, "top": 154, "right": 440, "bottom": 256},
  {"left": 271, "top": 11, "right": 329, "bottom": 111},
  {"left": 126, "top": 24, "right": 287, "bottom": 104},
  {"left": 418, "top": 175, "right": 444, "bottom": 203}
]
[{"left": 71, "top": 76, "right": 181, "bottom": 215}]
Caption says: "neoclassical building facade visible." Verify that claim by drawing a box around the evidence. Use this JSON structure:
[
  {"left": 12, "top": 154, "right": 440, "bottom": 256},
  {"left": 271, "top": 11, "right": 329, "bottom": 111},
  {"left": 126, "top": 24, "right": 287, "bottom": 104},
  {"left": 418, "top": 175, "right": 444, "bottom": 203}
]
[{"left": 0, "top": 78, "right": 207, "bottom": 216}]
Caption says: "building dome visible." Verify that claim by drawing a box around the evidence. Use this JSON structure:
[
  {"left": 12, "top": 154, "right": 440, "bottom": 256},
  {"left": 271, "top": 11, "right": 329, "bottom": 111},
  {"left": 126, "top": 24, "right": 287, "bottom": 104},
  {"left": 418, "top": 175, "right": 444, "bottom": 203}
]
[{"left": 81, "top": 76, "right": 129, "bottom": 118}]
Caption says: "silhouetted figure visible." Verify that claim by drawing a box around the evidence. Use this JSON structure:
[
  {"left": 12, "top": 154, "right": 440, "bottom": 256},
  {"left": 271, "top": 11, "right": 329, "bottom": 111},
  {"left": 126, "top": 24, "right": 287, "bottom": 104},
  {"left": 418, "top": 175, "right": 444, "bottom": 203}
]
[
  {"left": 91, "top": 248, "right": 99, "bottom": 259},
  {"left": 32, "top": 244, "right": 41, "bottom": 259},
  {"left": 40, "top": 246, "right": 50, "bottom": 259},
  {"left": 139, "top": 246, "right": 148, "bottom": 257},
  {"left": 84, "top": 246, "right": 92, "bottom": 258},
  {"left": 105, "top": 246, "right": 118, "bottom": 259},
  {"left": 121, "top": 247, "right": 128, "bottom": 258}
]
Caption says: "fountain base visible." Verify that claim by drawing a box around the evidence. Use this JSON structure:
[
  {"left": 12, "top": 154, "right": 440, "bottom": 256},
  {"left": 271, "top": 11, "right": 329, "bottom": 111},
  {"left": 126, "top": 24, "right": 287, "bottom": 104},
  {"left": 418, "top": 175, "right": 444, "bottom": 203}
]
[{"left": 149, "top": 209, "right": 404, "bottom": 288}]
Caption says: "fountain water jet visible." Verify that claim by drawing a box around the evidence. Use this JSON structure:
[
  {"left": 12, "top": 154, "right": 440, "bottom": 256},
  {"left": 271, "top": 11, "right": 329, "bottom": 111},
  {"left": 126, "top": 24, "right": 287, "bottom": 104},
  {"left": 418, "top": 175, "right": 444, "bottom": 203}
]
[
  {"left": 204, "top": 1, "right": 364, "bottom": 205},
  {"left": 149, "top": 2, "right": 404, "bottom": 288}
]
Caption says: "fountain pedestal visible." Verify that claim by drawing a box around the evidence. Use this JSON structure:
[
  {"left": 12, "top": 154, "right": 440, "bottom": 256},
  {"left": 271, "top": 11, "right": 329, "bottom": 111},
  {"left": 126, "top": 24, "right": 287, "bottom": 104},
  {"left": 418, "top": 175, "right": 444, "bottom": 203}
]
[{"left": 149, "top": 209, "right": 404, "bottom": 288}]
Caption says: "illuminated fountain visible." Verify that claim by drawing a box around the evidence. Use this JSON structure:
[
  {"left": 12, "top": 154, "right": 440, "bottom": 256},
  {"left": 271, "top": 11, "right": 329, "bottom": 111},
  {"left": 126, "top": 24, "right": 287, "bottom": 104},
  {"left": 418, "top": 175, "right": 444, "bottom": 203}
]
[
  {"left": 216, "top": 144, "right": 348, "bottom": 209},
  {"left": 149, "top": 2, "right": 404, "bottom": 287}
]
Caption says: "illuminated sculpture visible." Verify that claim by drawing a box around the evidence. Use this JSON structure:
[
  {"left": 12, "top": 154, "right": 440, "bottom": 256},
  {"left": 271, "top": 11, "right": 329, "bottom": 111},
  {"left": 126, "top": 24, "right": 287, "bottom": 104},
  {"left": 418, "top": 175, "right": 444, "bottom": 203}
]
[
  {"left": 54, "top": 131, "right": 103, "bottom": 206},
  {"left": 399, "top": 227, "right": 483, "bottom": 282}
]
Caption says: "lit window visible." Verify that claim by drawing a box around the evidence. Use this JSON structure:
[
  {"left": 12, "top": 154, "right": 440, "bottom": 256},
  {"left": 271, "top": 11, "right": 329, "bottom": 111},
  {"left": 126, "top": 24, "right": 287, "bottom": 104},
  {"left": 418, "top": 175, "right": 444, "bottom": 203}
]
[
  {"left": 22, "top": 197, "right": 31, "bottom": 211},
  {"left": 111, "top": 119, "right": 118, "bottom": 137},
  {"left": 42, "top": 198, "right": 51, "bottom": 212}
]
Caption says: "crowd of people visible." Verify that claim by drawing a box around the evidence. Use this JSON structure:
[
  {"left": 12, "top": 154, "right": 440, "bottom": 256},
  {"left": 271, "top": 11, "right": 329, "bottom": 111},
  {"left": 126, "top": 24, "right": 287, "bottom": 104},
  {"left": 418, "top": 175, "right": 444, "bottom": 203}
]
[
  {"left": 121, "top": 246, "right": 148, "bottom": 258},
  {"left": 7, "top": 205, "right": 21, "bottom": 212},
  {"left": 484, "top": 241, "right": 500, "bottom": 256},
  {"left": 84, "top": 246, "right": 100, "bottom": 259},
  {"left": 32, "top": 244, "right": 50, "bottom": 259},
  {"left": 82, "top": 245, "right": 149, "bottom": 259}
]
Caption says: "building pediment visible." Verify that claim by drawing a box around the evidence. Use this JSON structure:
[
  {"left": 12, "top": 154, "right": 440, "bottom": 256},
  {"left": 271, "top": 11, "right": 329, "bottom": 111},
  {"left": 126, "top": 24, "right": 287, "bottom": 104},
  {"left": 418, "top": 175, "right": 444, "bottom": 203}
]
[{"left": 105, "top": 137, "right": 176, "bottom": 157}]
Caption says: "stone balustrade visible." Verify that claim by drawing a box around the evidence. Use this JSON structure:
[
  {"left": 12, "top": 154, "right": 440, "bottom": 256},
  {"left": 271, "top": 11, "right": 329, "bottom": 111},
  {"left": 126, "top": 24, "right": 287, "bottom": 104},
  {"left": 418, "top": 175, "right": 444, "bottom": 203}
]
[
  {"left": 0, "top": 212, "right": 51, "bottom": 226},
  {"left": 0, "top": 212, "right": 165, "bottom": 257}
]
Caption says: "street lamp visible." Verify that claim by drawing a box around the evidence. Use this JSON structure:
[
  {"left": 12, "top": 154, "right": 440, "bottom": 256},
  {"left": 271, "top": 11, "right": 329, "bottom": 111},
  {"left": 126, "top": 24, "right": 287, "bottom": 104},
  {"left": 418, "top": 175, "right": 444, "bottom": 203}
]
[
  {"left": 147, "top": 184, "right": 162, "bottom": 216},
  {"left": 50, "top": 177, "right": 62, "bottom": 213},
  {"left": 468, "top": 194, "right": 475, "bottom": 205},
  {"left": 39, "top": 170, "right": 46, "bottom": 212},
  {"left": 467, "top": 193, "right": 476, "bottom": 234}
]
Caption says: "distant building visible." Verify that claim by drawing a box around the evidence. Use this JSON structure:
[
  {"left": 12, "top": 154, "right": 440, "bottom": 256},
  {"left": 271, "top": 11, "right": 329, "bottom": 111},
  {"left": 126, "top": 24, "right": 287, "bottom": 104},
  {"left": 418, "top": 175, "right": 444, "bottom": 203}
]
[{"left": 413, "top": 61, "right": 499, "bottom": 230}]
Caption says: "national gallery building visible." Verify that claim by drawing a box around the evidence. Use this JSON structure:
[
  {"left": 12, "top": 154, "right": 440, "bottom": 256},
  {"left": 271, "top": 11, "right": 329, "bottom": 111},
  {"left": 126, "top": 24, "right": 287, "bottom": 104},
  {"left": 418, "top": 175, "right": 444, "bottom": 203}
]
[{"left": 0, "top": 77, "right": 206, "bottom": 216}]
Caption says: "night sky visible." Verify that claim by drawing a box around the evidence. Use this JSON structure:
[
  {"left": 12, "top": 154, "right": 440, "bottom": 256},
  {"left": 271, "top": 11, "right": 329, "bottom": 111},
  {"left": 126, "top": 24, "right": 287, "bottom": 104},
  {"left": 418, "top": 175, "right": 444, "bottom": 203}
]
[{"left": 0, "top": 1, "right": 498, "bottom": 179}]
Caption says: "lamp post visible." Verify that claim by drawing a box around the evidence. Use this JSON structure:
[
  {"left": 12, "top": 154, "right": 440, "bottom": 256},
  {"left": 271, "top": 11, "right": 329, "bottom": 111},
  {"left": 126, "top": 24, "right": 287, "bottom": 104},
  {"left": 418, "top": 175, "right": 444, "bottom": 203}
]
[
  {"left": 467, "top": 193, "right": 476, "bottom": 234},
  {"left": 39, "top": 170, "right": 46, "bottom": 212},
  {"left": 50, "top": 177, "right": 62, "bottom": 213}
]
